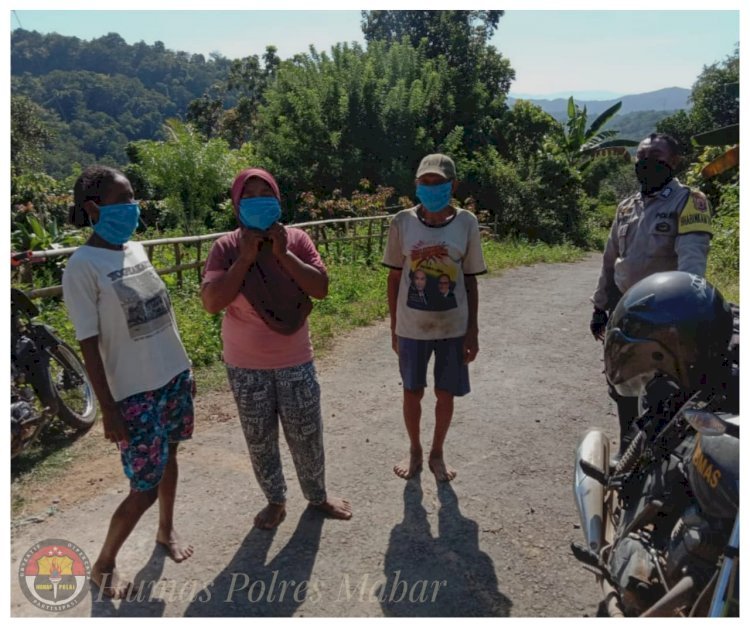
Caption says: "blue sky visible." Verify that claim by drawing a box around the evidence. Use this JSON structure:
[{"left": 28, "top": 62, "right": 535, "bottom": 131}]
[{"left": 9, "top": 7, "right": 741, "bottom": 98}]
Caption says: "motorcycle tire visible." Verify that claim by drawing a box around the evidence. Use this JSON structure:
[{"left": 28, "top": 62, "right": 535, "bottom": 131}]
[
  {"left": 45, "top": 341, "right": 97, "bottom": 431},
  {"left": 18, "top": 358, "right": 59, "bottom": 458}
]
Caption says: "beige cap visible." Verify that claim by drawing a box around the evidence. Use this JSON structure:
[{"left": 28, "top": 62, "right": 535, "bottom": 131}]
[{"left": 416, "top": 153, "right": 456, "bottom": 180}]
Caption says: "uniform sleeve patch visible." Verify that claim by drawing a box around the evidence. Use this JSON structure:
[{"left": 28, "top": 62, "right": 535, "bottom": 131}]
[
  {"left": 679, "top": 192, "right": 713, "bottom": 235},
  {"left": 691, "top": 191, "right": 709, "bottom": 213}
]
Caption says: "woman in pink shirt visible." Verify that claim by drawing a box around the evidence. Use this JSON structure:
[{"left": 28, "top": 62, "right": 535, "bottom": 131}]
[{"left": 201, "top": 168, "right": 352, "bottom": 529}]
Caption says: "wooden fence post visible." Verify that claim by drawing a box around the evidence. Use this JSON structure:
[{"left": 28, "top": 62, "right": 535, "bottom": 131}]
[
  {"left": 195, "top": 240, "right": 203, "bottom": 283},
  {"left": 366, "top": 219, "right": 374, "bottom": 262},
  {"left": 174, "top": 242, "right": 183, "bottom": 288},
  {"left": 335, "top": 224, "right": 341, "bottom": 262}
]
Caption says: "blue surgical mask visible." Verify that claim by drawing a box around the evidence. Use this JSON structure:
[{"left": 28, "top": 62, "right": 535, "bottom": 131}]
[
  {"left": 416, "top": 181, "right": 453, "bottom": 213},
  {"left": 93, "top": 202, "right": 140, "bottom": 245},
  {"left": 238, "top": 197, "right": 281, "bottom": 231}
]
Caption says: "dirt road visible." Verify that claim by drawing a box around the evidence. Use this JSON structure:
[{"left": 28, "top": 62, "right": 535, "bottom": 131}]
[{"left": 10, "top": 253, "right": 619, "bottom": 617}]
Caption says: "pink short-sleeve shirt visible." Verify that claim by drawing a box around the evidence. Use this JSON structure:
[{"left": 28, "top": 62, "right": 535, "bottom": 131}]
[{"left": 202, "top": 228, "right": 326, "bottom": 370}]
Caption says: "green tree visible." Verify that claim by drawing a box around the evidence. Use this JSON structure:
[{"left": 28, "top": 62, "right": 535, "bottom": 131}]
[
  {"left": 254, "top": 41, "right": 457, "bottom": 203},
  {"left": 128, "top": 119, "right": 254, "bottom": 233},
  {"left": 186, "top": 46, "right": 280, "bottom": 148},
  {"left": 361, "top": 10, "right": 503, "bottom": 59},
  {"left": 361, "top": 11, "right": 514, "bottom": 151},
  {"left": 657, "top": 47, "right": 739, "bottom": 166},
  {"left": 11, "top": 95, "right": 52, "bottom": 176},
  {"left": 496, "top": 99, "right": 560, "bottom": 160},
  {"left": 690, "top": 47, "right": 739, "bottom": 131}
]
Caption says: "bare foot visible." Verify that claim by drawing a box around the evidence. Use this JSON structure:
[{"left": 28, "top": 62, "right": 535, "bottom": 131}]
[
  {"left": 91, "top": 561, "right": 132, "bottom": 600},
  {"left": 254, "top": 503, "right": 287, "bottom": 529},
  {"left": 157, "top": 529, "right": 194, "bottom": 563},
  {"left": 429, "top": 453, "right": 457, "bottom": 482},
  {"left": 394, "top": 448, "right": 423, "bottom": 479},
  {"left": 312, "top": 496, "right": 353, "bottom": 520}
]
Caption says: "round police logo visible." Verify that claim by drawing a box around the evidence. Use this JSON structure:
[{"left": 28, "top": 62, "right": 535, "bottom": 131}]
[
  {"left": 692, "top": 193, "right": 708, "bottom": 213},
  {"left": 18, "top": 539, "right": 91, "bottom": 612}
]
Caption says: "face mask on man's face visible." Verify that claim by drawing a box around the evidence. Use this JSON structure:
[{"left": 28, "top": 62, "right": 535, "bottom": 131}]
[
  {"left": 416, "top": 181, "right": 452, "bottom": 213},
  {"left": 634, "top": 157, "right": 673, "bottom": 194}
]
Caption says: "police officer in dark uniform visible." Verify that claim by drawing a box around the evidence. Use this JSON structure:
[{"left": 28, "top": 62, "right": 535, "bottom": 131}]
[{"left": 589, "top": 133, "right": 714, "bottom": 458}]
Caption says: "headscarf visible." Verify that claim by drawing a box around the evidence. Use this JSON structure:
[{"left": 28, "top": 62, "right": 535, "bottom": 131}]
[{"left": 230, "top": 168, "right": 281, "bottom": 213}]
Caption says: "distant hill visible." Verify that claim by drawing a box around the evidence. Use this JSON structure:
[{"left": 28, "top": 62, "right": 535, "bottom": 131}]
[
  {"left": 11, "top": 28, "right": 232, "bottom": 177},
  {"left": 605, "top": 110, "right": 678, "bottom": 143},
  {"left": 508, "top": 87, "right": 691, "bottom": 120}
]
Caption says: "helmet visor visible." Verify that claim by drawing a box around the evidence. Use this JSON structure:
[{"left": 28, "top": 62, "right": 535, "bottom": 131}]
[{"left": 604, "top": 328, "right": 682, "bottom": 397}]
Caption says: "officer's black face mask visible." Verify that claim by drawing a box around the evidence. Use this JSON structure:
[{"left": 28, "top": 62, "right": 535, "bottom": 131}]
[{"left": 635, "top": 157, "right": 673, "bottom": 195}]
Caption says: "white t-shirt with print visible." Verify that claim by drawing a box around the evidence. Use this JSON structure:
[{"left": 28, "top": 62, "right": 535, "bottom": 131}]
[
  {"left": 62, "top": 242, "right": 191, "bottom": 402},
  {"left": 383, "top": 206, "right": 487, "bottom": 340}
]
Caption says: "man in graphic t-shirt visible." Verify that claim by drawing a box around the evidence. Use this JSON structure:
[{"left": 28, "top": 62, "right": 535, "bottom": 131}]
[{"left": 382, "top": 153, "right": 487, "bottom": 482}]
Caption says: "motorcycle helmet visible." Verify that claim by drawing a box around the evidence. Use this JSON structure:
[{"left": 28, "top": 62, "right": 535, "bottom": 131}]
[{"left": 604, "top": 272, "right": 734, "bottom": 397}]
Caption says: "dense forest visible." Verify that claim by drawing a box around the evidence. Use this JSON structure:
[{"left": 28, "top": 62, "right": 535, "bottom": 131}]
[
  {"left": 11, "top": 29, "right": 233, "bottom": 175},
  {"left": 10, "top": 11, "right": 739, "bottom": 283}
]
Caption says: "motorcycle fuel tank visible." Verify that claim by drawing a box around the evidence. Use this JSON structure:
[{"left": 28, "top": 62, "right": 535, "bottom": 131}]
[{"left": 687, "top": 418, "right": 739, "bottom": 520}]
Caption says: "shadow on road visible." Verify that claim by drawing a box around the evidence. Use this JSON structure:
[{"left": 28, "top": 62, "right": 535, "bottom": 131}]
[
  {"left": 379, "top": 476, "right": 512, "bottom": 617},
  {"left": 184, "top": 507, "right": 324, "bottom": 616},
  {"left": 90, "top": 543, "right": 168, "bottom": 617}
]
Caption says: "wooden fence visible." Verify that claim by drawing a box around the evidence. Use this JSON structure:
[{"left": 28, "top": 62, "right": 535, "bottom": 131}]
[{"left": 17, "top": 214, "right": 397, "bottom": 300}]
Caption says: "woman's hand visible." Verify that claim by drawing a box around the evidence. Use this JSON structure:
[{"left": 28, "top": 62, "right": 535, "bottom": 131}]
[
  {"left": 268, "top": 223, "right": 288, "bottom": 259},
  {"left": 101, "top": 402, "right": 130, "bottom": 444},
  {"left": 238, "top": 228, "right": 265, "bottom": 265}
]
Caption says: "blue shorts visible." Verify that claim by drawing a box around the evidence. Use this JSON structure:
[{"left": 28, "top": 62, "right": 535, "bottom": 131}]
[
  {"left": 117, "top": 369, "right": 195, "bottom": 492},
  {"left": 397, "top": 336, "right": 470, "bottom": 397}
]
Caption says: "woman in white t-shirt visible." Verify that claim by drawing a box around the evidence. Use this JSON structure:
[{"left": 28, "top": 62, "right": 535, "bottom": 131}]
[{"left": 63, "top": 165, "right": 195, "bottom": 599}]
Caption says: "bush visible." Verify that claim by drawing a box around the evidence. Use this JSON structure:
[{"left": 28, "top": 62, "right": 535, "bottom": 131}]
[{"left": 461, "top": 148, "right": 589, "bottom": 245}]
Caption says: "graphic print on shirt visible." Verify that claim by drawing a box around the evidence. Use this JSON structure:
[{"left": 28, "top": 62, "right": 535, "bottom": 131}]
[
  {"left": 407, "top": 240, "right": 458, "bottom": 312},
  {"left": 108, "top": 261, "right": 174, "bottom": 340}
]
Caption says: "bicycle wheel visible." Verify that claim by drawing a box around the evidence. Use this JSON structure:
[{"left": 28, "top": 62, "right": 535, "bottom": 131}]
[{"left": 46, "top": 341, "right": 97, "bottom": 431}]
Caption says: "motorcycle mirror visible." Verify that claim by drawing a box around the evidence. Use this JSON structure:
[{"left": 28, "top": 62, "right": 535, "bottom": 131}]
[{"left": 683, "top": 409, "right": 727, "bottom": 436}]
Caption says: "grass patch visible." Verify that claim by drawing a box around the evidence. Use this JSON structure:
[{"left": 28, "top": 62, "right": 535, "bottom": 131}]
[
  {"left": 481, "top": 237, "right": 588, "bottom": 271},
  {"left": 707, "top": 263, "right": 739, "bottom": 304}
]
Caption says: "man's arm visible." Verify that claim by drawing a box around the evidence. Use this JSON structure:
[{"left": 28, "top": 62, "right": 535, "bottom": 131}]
[
  {"left": 387, "top": 268, "right": 401, "bottom": 354},
  {"left": 676, "top": 189, "right": 713, "bottom": 276},
  {"left": 463, "top": 274, "right": 479, "bottom": 364},
  {"left": 591, "top": 217, "right": 620, "bottom": 311},
  {"left": 676, "top": 233, "right": 711, "bottom": 276}
]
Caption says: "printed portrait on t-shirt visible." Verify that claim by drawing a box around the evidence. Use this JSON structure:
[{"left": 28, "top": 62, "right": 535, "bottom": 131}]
[
  {"left": 406, "top": 241, "right": 458, "bottom": 312},
  {"left": 108, "top": 262, "right": 174, "bottom": 340}
]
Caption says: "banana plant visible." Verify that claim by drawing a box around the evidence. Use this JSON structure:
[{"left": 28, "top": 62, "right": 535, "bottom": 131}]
[{"left": 560, "top": 97, "right": 638, "bottom": 167}]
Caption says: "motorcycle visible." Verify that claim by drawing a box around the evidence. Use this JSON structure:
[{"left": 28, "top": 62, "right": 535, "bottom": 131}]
[
  {"left": 11, "top": 257, "right": 97, "bottom": 458},
  {"left": 572, "top": 384, "right": 739, "bottom": 617}
]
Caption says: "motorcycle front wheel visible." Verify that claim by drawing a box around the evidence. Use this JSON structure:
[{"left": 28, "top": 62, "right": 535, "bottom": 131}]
[{"left": 46, "top": 341, "right": 97, "bottom": 431}]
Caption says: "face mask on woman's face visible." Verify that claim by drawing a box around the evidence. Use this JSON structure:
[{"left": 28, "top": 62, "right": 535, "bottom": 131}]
[
  {"left": 634, "top": 157, "right": 673, "bottom": 194},
  {"left": 238, "top": 197, "right": 281, "bottom": 231},
  {"left": 93, "top": 202, "right": 140, "bottom": 245},
  {"left": 416, "top": 181, "right": 453, "bottom": 213}
]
